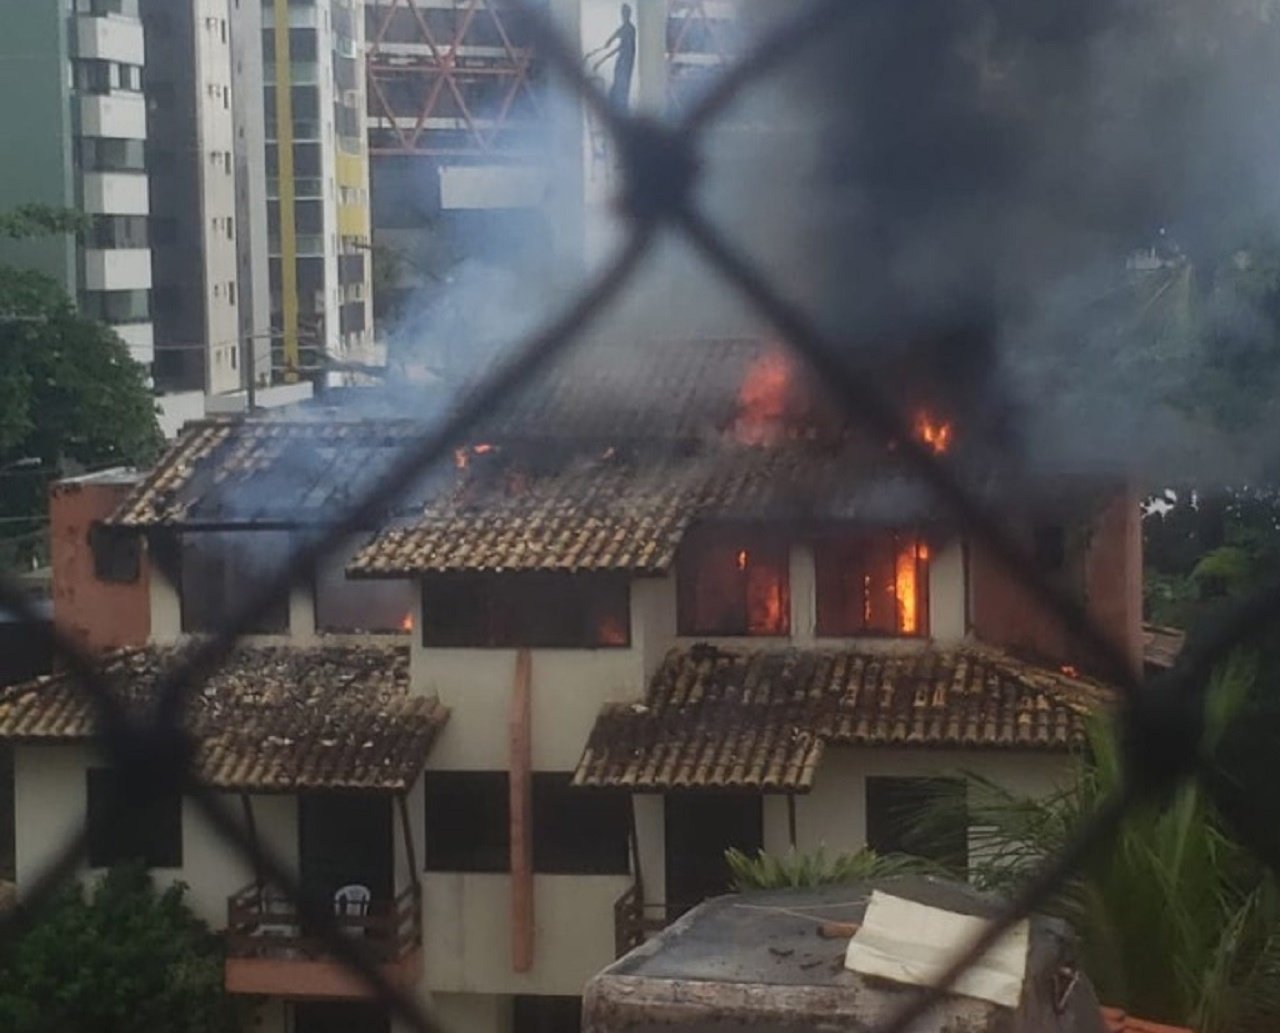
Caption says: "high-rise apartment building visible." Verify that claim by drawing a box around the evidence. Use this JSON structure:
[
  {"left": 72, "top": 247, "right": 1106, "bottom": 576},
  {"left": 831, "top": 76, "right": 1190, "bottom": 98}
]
[
  {"left": 142, "top": 0, "right": 242, "bottom": 396},
  {"left": 260, "top": 0, "right": 373, "bottom": 385},
  {"left": 0, "top": 0, "right": 155, "bottom": 367},
  {"left": 229, "top": 0, "right": 274, "bottom": 393}
]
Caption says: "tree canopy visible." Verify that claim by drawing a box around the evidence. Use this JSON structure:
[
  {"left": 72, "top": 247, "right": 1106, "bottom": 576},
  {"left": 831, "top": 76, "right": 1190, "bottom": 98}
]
[
  {"left": 0, "top": 208, "right": 160, "bottom": 569},
  {"left": 0, "top": 866, "right": 240, "bottom": 1033}
]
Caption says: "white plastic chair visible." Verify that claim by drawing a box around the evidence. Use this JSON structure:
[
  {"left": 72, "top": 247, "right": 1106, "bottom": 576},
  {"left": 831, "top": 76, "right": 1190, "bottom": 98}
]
[{"left": 333, "top": 884, "right": 372, "bottom": 937}]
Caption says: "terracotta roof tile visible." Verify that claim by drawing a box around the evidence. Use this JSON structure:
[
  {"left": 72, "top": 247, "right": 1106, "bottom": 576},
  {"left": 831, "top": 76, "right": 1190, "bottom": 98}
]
[
  {"left": 348, "top": 446, "right": 937, "bottom": 576},
  {"left": 0, "top": 645, "right": 447, "bottom": 792},
  {"left": 573, "top": 645, "right": 1106, "bottom": 790},
  {"left": 109, "top": 419, "right": 432, "bottom": 528}
]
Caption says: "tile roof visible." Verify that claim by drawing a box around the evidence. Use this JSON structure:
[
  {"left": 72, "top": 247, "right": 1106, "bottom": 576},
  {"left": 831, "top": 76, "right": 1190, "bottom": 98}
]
[
  {"left": 1141, "top": 623, "right": 1184, "bottom": 670},
  {"left": 348, "top": 446, "right": 938, "bottom": 576},
  {"left": 109, "top": 419, "right": 434, "bottom": 528},
  {"left": 0, "top": 645, "right": 447, "bottom": 792},
  {"left": 573, "top": 645, "right": 1107, "bottom": 791}
]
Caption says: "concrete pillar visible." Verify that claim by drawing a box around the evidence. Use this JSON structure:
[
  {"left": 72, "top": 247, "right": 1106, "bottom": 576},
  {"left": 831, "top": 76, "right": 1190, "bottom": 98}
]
[
  {"left": 632, "top": 793, "right": 665, "bottom": 905},
  {"left": 148, "top": 552, "right": 183, "bottom": 644},
  {"left": 928, "top": 538, "right": 967, "bottom": 644},
  {"left": 789, "top": 543, "right": 816, "bottom": 643}
]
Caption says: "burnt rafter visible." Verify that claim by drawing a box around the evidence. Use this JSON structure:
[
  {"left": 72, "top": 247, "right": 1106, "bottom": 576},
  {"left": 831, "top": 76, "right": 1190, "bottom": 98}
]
[{"left": 367, "top": 0, "right": 545, "bottom": 157}]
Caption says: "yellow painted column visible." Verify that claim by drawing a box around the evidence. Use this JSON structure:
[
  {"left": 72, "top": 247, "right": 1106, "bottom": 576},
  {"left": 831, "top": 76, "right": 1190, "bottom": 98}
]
[{"left": 273, "top": 0, "right": 299, "bottom": 378}]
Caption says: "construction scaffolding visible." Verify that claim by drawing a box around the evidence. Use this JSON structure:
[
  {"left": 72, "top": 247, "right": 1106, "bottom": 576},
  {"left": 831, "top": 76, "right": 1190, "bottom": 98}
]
[
  {"left": 366, "top": 0, "right": 547, "bottom": 157},
  {"left": 666, "top": 0, "right": 742, "bottom": 115}
]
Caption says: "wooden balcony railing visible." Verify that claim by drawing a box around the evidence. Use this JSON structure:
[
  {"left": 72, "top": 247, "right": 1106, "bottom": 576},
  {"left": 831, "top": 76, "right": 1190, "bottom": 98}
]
[
  {"left": 225, "top": 882, "right": 422, "bottom": 964},
  {"left": 613, "top": 884, "right": 676, "bottom": 958}
]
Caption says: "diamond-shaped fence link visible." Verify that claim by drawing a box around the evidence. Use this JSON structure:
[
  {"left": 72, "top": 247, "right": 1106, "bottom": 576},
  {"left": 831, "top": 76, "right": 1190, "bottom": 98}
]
[{"left": 0, "top": 2, "right": 1271, "bottom": 1031}]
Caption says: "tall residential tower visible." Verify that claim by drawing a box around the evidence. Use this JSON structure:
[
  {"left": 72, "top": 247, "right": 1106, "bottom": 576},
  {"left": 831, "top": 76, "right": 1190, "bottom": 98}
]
[{"left": 0, "top": 0, "right": 154, "bottom": 366}]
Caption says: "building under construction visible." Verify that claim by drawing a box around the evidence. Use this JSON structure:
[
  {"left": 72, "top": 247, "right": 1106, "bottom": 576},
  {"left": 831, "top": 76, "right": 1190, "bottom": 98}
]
[{"left": 364, "top": 0, "right": 746, "bottom": 357}]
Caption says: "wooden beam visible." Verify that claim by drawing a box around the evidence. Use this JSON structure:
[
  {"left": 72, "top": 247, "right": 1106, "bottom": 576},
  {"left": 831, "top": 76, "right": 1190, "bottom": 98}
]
[
  {"left": 787, "top": 793, "right": 798, "bottom": 848},
  {"left": 396, "top": 793, "right": 419, "bottom": 888},
  {"left": 628, "top": 794, "right": 645, "bottom": 902},
  {"left": 509, "top": 648, "right": 534, "bottom": 972}
]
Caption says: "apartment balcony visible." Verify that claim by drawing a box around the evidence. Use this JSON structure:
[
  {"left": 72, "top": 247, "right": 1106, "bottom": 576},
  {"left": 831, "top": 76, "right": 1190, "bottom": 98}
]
[
  {"left": 75, "top": 14, "right": 145, "bottom": 65},
  {"left": 82, "top": 172, "right": 149, "bottom": 216},
  {"left": 224, "top": 883, "right": 423, "bottom": 1000},
  {"left": 78, "top": 93, "right": 147, "bottom": 140},
  {"left": 613, "top": 884, "right": 673, "bottom": 959},
  {"left": 82, "top": 247, "right": 151, "bottom": 291},
  {"left": 111, "top": 321, "right": 154, "bottom": 366}
]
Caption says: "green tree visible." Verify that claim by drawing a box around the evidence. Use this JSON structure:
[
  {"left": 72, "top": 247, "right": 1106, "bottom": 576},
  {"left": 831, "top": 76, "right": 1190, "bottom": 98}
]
[
  {"left": 0, "top": 865, "right": 241, "bottom": 1033},
  {"left": 939, "top": 658, "right": 1280, "bottom": 1033},
  {"left": 0, "top": 206, "right": 161, "bottom": 569}
]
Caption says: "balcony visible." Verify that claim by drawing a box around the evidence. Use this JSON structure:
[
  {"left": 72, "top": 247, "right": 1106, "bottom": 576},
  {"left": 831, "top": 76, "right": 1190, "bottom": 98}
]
[
  {"left": 83, "top": 247, "right": 151, "bottom": 291},
  {"left": 224, "top": 883, "right": 422, "bottom": 999},
  {"left": 75, "top": 14, "right": 145, "bottom": 64},
  {"left": 613, "top": 885, "right": 673, "bottom": 958},
  {"left": 78, "top": 94, "right": 147, "bottom": 140}
]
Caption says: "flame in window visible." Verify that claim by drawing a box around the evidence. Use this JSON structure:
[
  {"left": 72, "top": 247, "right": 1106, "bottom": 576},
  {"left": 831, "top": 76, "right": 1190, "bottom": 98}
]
[
  {"left": 913, "top": 412, "right": 953, "bottom": 455},
  {"left": 895, "top": 542, "right": 920, "bottom": 634},
  {"left": 400, "top": 612, "right": 415, "bottom": 633},
  {"left": 597, "top": 612, "right": 628, "bottom": 646}
]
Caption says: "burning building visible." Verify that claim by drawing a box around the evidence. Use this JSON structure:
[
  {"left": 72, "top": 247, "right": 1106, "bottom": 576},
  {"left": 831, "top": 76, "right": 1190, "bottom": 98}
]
[{"left": 0, "top": 337, "right": 1140, "bottom": 1033}]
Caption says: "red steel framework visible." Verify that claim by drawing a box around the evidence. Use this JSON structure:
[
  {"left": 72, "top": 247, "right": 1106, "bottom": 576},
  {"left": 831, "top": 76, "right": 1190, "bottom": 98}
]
[
  {"left": 666, "top": 0, "right": 741, "bottom": 114},
  {"left": 366, "top": 0, "right": 544, "bottom": 157}
]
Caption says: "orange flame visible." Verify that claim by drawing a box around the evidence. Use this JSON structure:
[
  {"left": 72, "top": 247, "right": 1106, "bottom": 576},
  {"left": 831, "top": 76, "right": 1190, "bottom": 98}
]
[
  {"left": 400, "top": 613, "right": 415, "bottom": 633},
  {"left": 1060, "top": 664, "right": 1079, "bottom": 678},
  {"left": 736, "top": 549, "right": 749, "bottom": 570},
  {"left": 913, "top": 412, "right": 953, "bottom": 455},
  {"left": 735, "top": 351, "right": 791, "bottom": 446},
  {"left": 454, "top": 443, "right": 498, "bottom": 470},
  {"left": 895, "top": 542, "right": 919, "bottom": 634},
  {"left": 598, "top": 613, "right": 628, "bottom": 646}
]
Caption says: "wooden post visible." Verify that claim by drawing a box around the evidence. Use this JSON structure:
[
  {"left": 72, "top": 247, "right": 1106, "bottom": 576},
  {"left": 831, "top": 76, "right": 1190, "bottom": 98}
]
[
  {"left": 396, "top": 793, "right": 419, "bottom": 887},
  {"left": 787, "top": 793, "right": 798, "bottom": 848},
  {"left": 509, "top": 648, "right": 534, "bottom": 972},
  {"left": 628, "top": 794, "right": 644, "bottom": 902}
]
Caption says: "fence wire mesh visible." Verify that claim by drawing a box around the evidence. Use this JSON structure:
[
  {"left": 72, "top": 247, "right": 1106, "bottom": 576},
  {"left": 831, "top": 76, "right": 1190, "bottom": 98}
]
[{"left": 0, "top": 2, "right": 1269, "bottom": 1031}]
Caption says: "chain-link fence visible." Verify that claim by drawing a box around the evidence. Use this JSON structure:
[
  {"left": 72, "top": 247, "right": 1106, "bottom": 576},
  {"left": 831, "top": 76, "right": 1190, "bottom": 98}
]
[{"left": 0, "top": 2, "right": 1271, "bottom": 1031}]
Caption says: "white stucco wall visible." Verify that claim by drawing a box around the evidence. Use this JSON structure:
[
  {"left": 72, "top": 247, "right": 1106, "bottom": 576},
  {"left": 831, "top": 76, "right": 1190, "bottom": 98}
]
[
  {"left": 12, "top": 744, "right": 298, "bottom": 931},
  {"left": 759, "top": 746, "right": 1071, "bottom": 858},
  {"left": 422, "top": 872, "right": 629, "bottom": 996}
]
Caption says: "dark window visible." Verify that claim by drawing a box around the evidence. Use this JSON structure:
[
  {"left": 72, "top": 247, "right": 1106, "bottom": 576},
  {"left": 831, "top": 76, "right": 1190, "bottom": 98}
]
[
  {"left": 89, "top": 523, "right": 140, "bottom": 583},
  {"left": 423, "top": 772, "right": 509, "bottom": 873},
  {"left": 814, "top": 532, "right": 930, "bottom": 637},
  {"left": 180, "top": 532, "right": 290, "bottom": 633},
  {"left": 865, "top": 777, "right": 967, "bottom": 869},
  {"left": 87, "top": 768, "right": 182, "bottom": 868},
  {"left": 314, "top": 539, "right": 415, "bottom": 633},
  {"left": 512, "top": 997, "right": 581, "bottom": 1033},
  {"left": 677, "top": 528, "right": 789, "bottom": 636},
  {"left": 421, "top": 574, "right": 630, "bottom": 649},
  {"left": 532, "top": 774, "right": 629, "bottom": 875}
]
